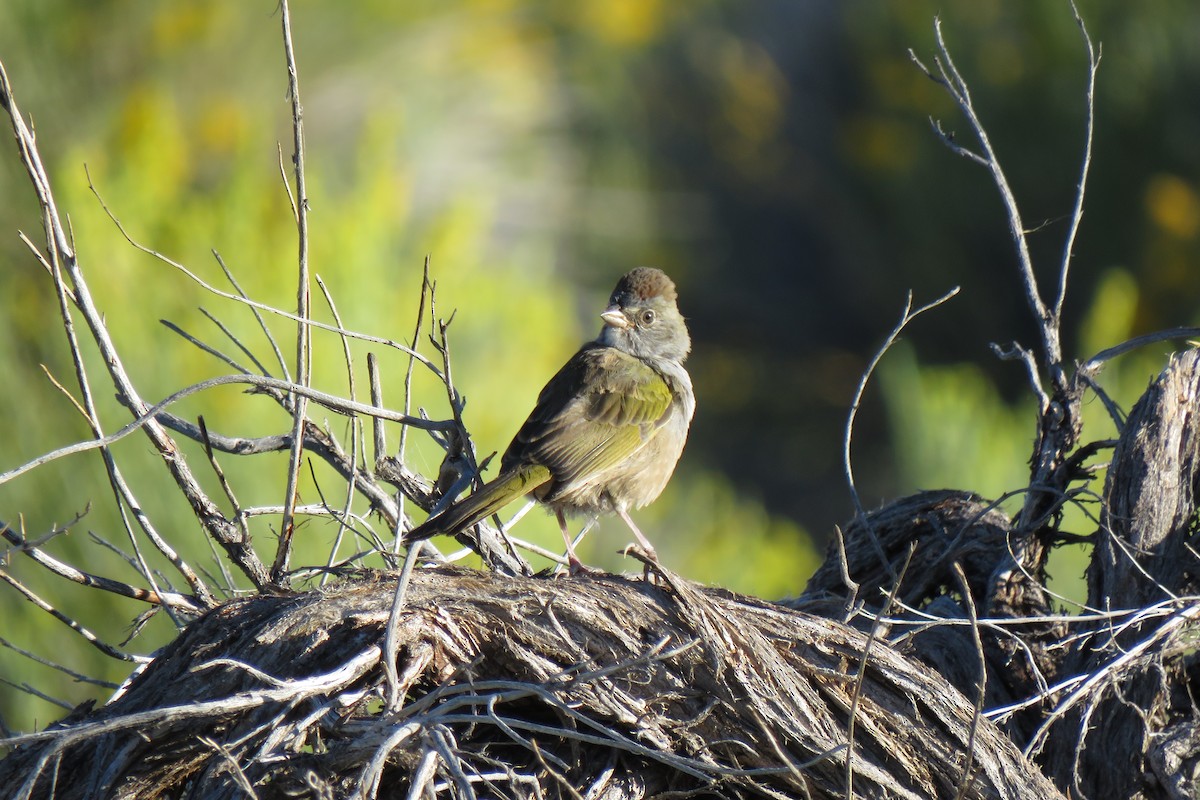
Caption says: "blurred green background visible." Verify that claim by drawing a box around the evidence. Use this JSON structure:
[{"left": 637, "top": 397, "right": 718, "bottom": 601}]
[{"left": 0, "top": 0, "right": 1197, "bottom": 734}]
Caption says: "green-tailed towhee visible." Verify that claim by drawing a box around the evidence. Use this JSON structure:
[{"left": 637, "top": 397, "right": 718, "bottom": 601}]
[{"left": 407, "top": 267, "right": 695, "bottom": 569}]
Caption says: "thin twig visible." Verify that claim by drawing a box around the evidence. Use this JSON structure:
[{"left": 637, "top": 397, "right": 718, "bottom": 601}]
[
  {"left": 395, "top": 258, "right": 432, "bottom": 554},
  {"left": 275, "top": 0, "right": 312, "bottom": 586},
  {"left": 1082, "top": 326, "right": 1200, "bottom": 371},
  {"left": 951, "top": 563, "right": 985, "bottom": 800},
  {"left": 316, "top": 275, "right": 366, "bottom": 580},
  {"left": 1053, "top": 0, "right": 1100, "bottom": 322},
  {"left": 91, "top": 177, "right": 445, "bottom": 378},
  {"left": 911, "top": 21, "right": 1058, "bottom": 372},
  {"left": 199, "top": 417, "right": 250, "bottom": 545},
  {"left": 156, "top": 411, "right": 419, "bottom": 536},
  {"left": 200, "top": 306, "right": 273, "bottom": 376},
  {"left": 0, "top": 62, "right": 267, "bottom": 590},
  {"left": 0, "top": 637, "right": 119, "bottom": 689},
  {"left": 0, "top": 372, "right": 455, "bottom": 488},
  {"left": 385, "top": 546, "right": 424, "bottom": 711},
  {"left": 34, "top": 218, "right": 209, "bottom": 615},
  {"left": 23, "top": 137, "right": 209, "bottom": 617},
  {"left": 368, "top": 353, "right": 386, "bottom": 468},
  {"left": 1, "top": 523, "right": 204, "bottom": 614},
  {"left": 843, "top": 287, "right": 959, "bottom": 576},
  {"left": 213, "top": 249, "right": 290, "bottom": 381},
  {"left": 844, "top": 543, "right": 916, "bottom": 798},
  {"left": 0, "top": 679, "right": 73, "bottom": 712},
  {"left": 990, "top": 340, "right": 1049, "bottom": 413},
  {"left": 160, "top": 318, "right": 254, "bottom": 376},
  {"left": 400, "top": 261, "right": 433, "bottom": 463},
  {"left": 0, "top": 569, "right": 144, "bottom": 664}
]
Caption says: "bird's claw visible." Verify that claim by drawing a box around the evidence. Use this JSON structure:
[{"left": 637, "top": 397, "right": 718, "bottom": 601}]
[
  {"left": 619, "top": 543, "right": 661, "bottom": 581},
  {"left": 552, "top": 554, "right": 594, "bottom": 577}
]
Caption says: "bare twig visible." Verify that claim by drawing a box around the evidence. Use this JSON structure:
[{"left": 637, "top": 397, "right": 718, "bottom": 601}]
[
  {"left": 213, "top": 249, "right": 290, "bottom": 381},
  {"left": 0, "top": 570, "right": 145, "bottom": 664},
  {"left": 394, "top": 259, "right": 433, "bottom": 554},
  {"left": 1082, "top": 326, "right": 1200, "bottom": 371},
  {"left": 199, "top": 417, "right": 251, "bottom": 545},
  {"left": 384, "top": 547, "right": 423, "bottom": 711},
  {"left": 843, "top": 287, "right": 959, "bottom": 574},
  {"left": 0, "top": 66, "right": 221, "bottom": 604},
  {"left": 1, "top": 522, "right": 204, "bottom": 615},
  {"left": 399, "top": 260, "right": 433, "bottom": 465},
  {"left": 1053, "top": 1, "right": 1100, "bottom": 323},
  {"left": 275, "top": 0, "right": 312, "bottom": 586},
  {"left": 990, "top": 341, "right": 1049, "bottom": 413},
  {"left": 910, "top": 23, "right": 1056, "bottom": 374},
  {"left": 200, "top": 306, "right": 275, "bottom": 378},
  {"left": 0, "top": 637, "right": 118, "bottom": 689},
  {"left": 156, "top": 407, "right": 422, "bottom": 529},
  {"left": 85, "top": 178, "right": 447, "bottom": 383},
  {"left": 844, "top": 543, "right": 915, "bottom": 798},
  {"left": 0, "top": 679, "right": 74, "bottom": 712},
  {"left": 160, "top": 318, "right": 254, "bottom": 376},
  {"left": 951, "top": 563, "right": 986, "bottom": 800},
  {"left": 316, "top": 275, "right": 367, "bottom": 579},
  {"left": 0, "top": 372, "right": 454, "bottom": 488},
  {"left": 368, "top": 354, "right": 386, "bottom": 470}
]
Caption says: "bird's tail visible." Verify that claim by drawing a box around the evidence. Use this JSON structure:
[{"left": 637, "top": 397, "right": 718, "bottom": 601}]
[{"left": 406, "top": 464, "right": 551, "bottom": 541}]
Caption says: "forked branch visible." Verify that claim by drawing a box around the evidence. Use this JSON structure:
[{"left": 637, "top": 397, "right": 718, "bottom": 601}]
[{"left": 908, "top": 3, "right": 1099, "bottom": 396}]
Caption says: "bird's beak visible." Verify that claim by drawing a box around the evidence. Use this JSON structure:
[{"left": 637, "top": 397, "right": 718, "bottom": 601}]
[{"left": 600, "top": 307, "right": 630, "bottom": 329}]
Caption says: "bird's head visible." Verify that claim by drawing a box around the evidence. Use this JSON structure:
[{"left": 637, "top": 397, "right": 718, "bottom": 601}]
[{"left": 597, "top": 267, "right": 691, "bottom": 364}]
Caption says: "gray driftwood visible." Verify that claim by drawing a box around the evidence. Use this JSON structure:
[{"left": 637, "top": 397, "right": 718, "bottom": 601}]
[{"left": 0, "top": 565, "right": 1063, "bottom": 800}]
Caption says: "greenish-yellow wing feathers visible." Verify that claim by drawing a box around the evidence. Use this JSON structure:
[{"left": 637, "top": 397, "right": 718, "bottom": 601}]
[
  {"left": 584, "top": 362, "right": 674, "bottom": 427},
  {"left": 502, "top": 344, "right": 675, "bottom": 488}
]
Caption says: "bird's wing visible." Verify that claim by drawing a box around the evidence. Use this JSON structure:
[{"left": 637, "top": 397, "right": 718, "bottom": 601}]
[{"left": 503, "top": 344, "right": 675, "bottom": 487}]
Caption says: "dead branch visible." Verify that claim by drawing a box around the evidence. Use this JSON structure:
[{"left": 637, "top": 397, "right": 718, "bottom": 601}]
[
  {"left": 908, "top": 10, "right": 1099, "bottom": 737},
  {"left": 0, "top": 60, "right": 270, "bottom": 597},
  {"left": 1038, "top": 349, "right": 1200, "bottom": 797},
  {"left": 0, "top": 567, "right": 1065, "bottom": 800},
  {"left": 276, "top": 0, "right": 314, "bottom": 588}
]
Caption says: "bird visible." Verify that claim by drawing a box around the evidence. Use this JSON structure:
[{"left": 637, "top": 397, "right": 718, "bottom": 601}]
[{"left": 406, "top": 267, "right": 695, "bottom": 571}]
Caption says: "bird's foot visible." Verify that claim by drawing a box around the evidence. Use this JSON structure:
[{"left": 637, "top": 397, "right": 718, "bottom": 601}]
[
  {"left": 553, "top": 555, "right": 593, "bottom": 576},
  {"left": 619, "top": 543, "right": 660, "bottom": 581}
]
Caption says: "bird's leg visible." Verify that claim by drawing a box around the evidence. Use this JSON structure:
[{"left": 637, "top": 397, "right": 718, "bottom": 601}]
[
  {"left": 556, "top": 509, "right": 586, "bottom": 574},
  {"left": 615, "top": 506, "right": 658, "bottom": 562},
  {"left": 570, "top": 518, "right": 597, "bottom": 553}
]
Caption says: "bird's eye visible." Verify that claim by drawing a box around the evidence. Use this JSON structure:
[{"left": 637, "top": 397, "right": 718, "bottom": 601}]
[{"left": 640, "top": 309, "right": 656, "bottom": 326}]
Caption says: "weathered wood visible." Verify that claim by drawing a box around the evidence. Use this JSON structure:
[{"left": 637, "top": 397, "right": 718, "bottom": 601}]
[
  {"left": 1041, "top": 350, "right": 1200, "bottom": 798},
  {"left": 0, "top": 567, "right": 1063, "bottom": 800},
  {"left": 1092, "top": 349, "right": 1200, "bottom": 607},
  {"left": 794, "top": 491, "right": 1065, "bottom": 733},
  {"left": 798, "top": 490, "right": 1012, "bottom": 615}
]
